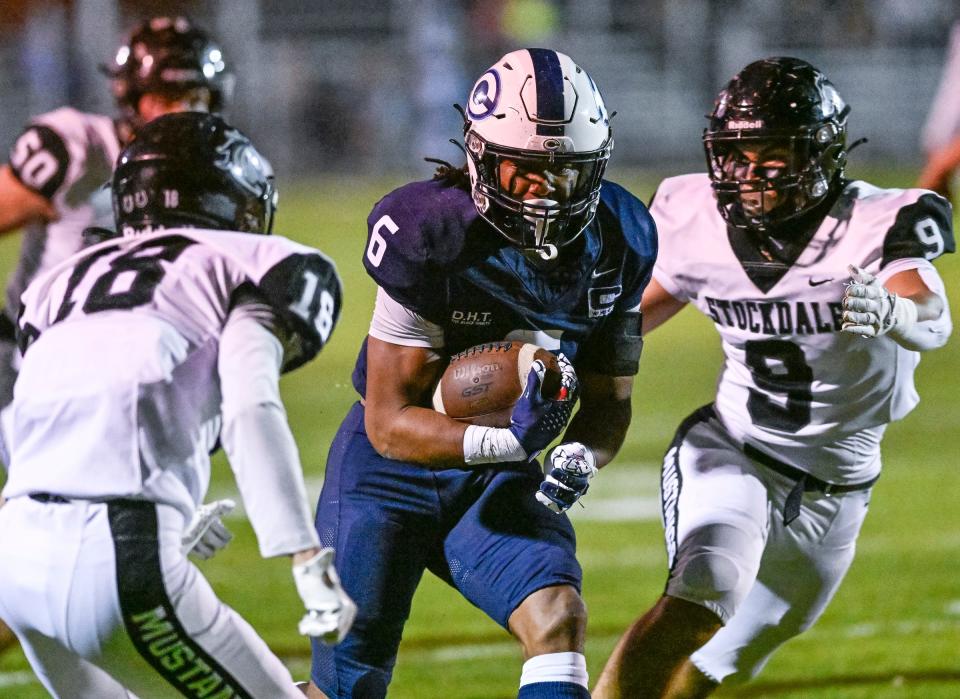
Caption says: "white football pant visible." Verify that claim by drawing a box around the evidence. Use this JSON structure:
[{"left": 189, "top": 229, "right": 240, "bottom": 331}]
[
  {"left": 0, "top": 496, "right": 304, "bottom": 698},
  {"left": 661, "top": 410, "right": 872, "bottom": 683}
]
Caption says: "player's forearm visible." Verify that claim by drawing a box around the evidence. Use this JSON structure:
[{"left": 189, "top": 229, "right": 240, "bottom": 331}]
[
  {"left": 887, "top": 292, "right": 952, "bottom": 351},
  {"left": 0, "top": 166, "right": 57, "bottom": 231},
  {"left": 885, "top": 269, "right": 952, "bottom": 351},
  {"left": 365, "top": 403, "right": 469, "bottom": 467},
  {"left": 918, "top": 136, "right": 960, "bottom": 193},
  {"left": 218, "top": 300, "right": 320, "bottom": 557},
  {"left": 562, "top": 396, "right": 631, "bottom": 468},
  {"left": 223, "top": 402, "right": 321, "bottom": 557},
  {"left": 900, "top": 288, "right": 944, "bottom": 324}
]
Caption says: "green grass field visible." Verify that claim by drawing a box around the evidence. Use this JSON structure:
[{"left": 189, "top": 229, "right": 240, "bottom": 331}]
[{"left": 1, "top": 168, "right": 958, "bottom": 698}]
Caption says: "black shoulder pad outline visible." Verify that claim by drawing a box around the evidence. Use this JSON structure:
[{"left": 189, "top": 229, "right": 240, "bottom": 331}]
[
  {"left": 882, "top": 193, "right": 955, "bottom": 268},
  {"left": 15, "top": 303, "right": 40, "bottom": 356},
  {"left": 258, "top": 253, "right": 343, "bottom": 372},
  {"left": 8, "top": 124, "right": 71, "bottom": 200}
]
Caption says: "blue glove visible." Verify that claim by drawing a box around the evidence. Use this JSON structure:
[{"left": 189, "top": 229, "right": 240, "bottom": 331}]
[
  {"left": 537, "top": 442, "right": 598, "bottom": 513},
  {"left": 507, "top": 352, "right": 578, "bottom": 459}
]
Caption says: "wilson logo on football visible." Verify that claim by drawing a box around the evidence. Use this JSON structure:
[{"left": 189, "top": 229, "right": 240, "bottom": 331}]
[{"left": 453, "top": 362, "right": 502, "bottom": 381}]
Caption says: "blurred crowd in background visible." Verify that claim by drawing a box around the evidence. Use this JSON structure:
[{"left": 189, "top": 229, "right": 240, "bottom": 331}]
[{"left": 1, "top": 0, "right": 959, "bottom": 177}]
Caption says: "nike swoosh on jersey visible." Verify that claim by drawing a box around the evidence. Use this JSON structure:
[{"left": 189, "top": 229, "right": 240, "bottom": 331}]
[
  {"left": 592, "top": 266, "right": 618, "bottom": 278},
  {"left": 808, "top": 277, "right": 834, "bottom": 286}
]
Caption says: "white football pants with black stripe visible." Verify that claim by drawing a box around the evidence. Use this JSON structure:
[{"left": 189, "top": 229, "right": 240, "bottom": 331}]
[
  {"left": 0, "top": 496, "right": 304, "bottom": 698},
  {"left": 660, "top": 406, "right": 872, "bottom": 684}
]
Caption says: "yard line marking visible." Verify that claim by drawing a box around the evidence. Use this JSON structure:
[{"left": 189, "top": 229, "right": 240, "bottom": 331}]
[
  {"left": 576, "top": 545, "right": 665, "bottom": 569},
  {"left": 212, "top": 463, "right": 663, "bottom": 523},
  {"left": 803, "top": 618, "right": 960, "bottom": 640},
  {"left": 568, "top": 496, "right": 660, "bottom": 522},
  {"left": 395, "top": 617, "right": 960, "bottom": 664},
  {"left": 0, "top": 671, "right": 38, "bottom": 688},
  {"left": 426, "top": 643, "right": 518, "bottom": 663}
]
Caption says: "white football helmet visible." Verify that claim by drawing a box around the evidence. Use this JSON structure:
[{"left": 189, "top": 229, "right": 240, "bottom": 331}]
[{"left": 463, "top": 49, "right": 613, "bottom": 260}]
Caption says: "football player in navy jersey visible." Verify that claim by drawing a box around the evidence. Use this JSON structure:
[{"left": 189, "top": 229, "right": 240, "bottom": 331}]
[
  {"left": 594, "top": 58, "right": 954, "bottom": 698},
  {"left": 305, "top": 49, "right": 657, "bottom": 699}
]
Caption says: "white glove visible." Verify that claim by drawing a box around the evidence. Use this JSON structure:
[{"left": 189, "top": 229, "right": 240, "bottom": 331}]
[
  {"left": 292, "top": 548, "right": 357, "bottom": 644},
  {"left": 841, "top": 265, "right": 917, "bottom": 338},
  {"left": 181, "top": 499, "right": 236, "bottom": 560},
  {"left": 536, "top": 441, "right": 598, "bottom": 513}
]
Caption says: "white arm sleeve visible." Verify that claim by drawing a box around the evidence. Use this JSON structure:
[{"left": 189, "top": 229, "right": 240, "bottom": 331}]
[
  {"left": 368, "top": 286, "right": 445, "bottom": 348},
  {"left": 218, "top": 300, "right": 320, "bottom": 558},
  {"left": 879, "top": 258, "right": 953, "bottom": 351}
]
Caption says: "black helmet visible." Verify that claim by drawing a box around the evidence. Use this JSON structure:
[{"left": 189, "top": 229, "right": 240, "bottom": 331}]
[
  {"left": 102, "top": 16, "right": 232, "bottom": 124},
  {"left": 703, "top": 57, "right": 850, "bottom": 233},
  {"left": 113, "top": 112, "right": 277, "bottom": 235}
]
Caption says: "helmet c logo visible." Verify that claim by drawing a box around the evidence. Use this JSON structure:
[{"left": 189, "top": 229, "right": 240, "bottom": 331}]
[{"left": 468, "top": 70, "right": 501, "bottom": 120}]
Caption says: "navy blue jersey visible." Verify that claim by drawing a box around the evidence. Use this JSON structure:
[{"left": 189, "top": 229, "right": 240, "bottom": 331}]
[{"left": 352, "top": 178, "right": 657, "bottom": 397}]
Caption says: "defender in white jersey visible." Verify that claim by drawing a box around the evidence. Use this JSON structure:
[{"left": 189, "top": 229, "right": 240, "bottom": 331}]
[
  {"left": 595, "top": 58, "right": 954, "bottom": 698},
  {"left": 0, "top": 16, "right": 231, "bottom": 471},
  {"left": 0, "top": 113, "right": 354, "bottom": 698}
]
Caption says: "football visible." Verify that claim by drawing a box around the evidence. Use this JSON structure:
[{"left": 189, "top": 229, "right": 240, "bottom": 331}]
[{"left": 432, "top": 341, "right": 562, "bottom": 427}]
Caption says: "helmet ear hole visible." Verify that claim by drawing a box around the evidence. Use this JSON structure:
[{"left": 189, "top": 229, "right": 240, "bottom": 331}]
[
  {"left": 809, "top": 179, "right": 829, "bottom": 198},
  {"left": 815, "top": 124, "right": 837, "bottom": 145},
  {"left": 466, "top": 132, "right": 485, "bottom": 156}
]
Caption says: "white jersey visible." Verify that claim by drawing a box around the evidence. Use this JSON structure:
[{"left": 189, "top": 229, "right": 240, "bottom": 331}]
[
  {"left": 5, "top": 107, "right": 121, "bottom": 318},
  {"left": 651, "top": 174, "right": 954, "bottom": 482},
  {"left": 4, "top": 228, "right": 341, "bottom": 521}
]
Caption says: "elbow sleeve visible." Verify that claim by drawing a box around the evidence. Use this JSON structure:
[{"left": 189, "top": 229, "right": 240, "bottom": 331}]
[{"left": 895, "top": 266, "right": 953, "bottom": 351}]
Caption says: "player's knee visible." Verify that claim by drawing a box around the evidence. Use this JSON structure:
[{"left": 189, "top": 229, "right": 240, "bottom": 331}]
[
  {"left": 669, "top": 522, "right": 759, "bottom": 617},
  {"left": 680, "top": 551, "right": 741, "bottom": 596},
  {"left": 670, "top": 550, "right": 749, "bottom": 620}
]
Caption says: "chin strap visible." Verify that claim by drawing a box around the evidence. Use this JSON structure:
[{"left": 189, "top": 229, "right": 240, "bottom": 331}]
[{"left": 847, "top": 136, "right": 869, "bottom": 153}]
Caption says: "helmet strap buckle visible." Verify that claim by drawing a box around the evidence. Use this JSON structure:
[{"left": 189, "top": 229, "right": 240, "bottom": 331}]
[{"left": 536, "top": 243, "right": 559, "bottom": 261}]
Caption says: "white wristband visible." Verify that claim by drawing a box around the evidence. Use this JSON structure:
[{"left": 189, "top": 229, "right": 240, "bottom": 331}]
[
  {"left": 463, "top": 425, "right": 526, "bottom": 465},
  {"left": 887, "top": 294, "right": 918, "bottom": 337},
  {"left": 887, "top": 295, "right": 950, "bottom": 350}
]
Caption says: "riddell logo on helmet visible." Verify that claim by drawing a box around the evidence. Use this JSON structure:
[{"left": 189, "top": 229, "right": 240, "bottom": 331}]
[{"left": 727, "top": 119, "right": 764, "bottom": 129}]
